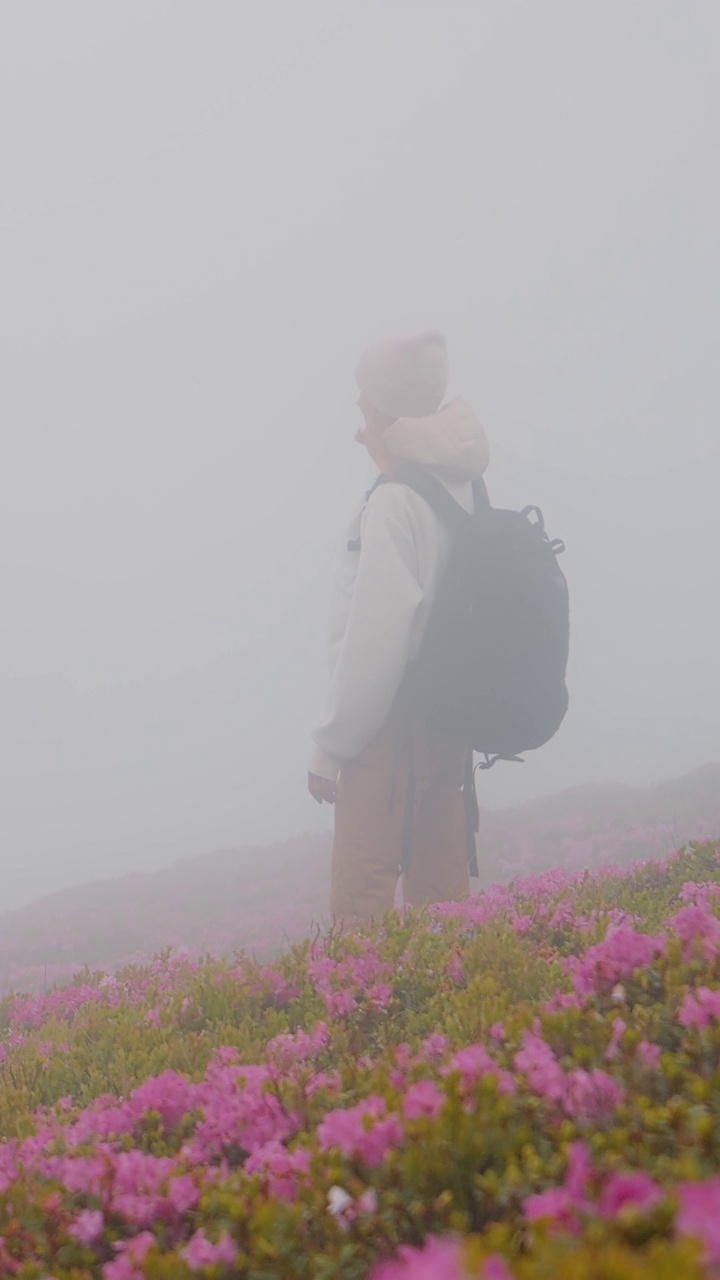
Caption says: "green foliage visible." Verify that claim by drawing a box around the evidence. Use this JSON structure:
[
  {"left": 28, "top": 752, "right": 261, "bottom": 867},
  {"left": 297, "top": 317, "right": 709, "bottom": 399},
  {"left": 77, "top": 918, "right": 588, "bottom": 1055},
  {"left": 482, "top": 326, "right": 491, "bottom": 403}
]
[{"left": 0, "top": 840, "right": 718, "bottom": 1277}]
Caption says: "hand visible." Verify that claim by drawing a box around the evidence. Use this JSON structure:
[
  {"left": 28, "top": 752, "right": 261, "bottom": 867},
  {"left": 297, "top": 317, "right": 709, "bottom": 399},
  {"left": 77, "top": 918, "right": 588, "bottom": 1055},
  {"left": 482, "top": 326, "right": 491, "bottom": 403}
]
[{"left": 308, "top": 772, "right": 337, "bottom": 805}]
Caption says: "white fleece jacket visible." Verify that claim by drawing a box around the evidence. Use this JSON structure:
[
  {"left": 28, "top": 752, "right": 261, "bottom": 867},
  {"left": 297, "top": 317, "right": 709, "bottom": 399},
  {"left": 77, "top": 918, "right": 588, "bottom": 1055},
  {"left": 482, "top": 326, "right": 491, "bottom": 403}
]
[{"left": 310, "top": 399, "right": 490, "bottom": 781}]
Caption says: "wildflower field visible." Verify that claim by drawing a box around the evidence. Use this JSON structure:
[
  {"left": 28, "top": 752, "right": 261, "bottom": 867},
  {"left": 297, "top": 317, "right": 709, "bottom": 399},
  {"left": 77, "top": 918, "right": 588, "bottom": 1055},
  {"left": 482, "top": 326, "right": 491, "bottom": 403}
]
[{"left": 2, "top": 840, "right": 720, "bottom": 1276}]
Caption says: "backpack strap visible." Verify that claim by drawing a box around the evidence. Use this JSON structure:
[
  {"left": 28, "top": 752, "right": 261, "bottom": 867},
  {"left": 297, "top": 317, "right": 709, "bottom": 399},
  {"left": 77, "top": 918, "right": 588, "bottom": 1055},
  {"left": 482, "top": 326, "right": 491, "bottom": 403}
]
[
  {"left": 393, "top": 461, "right": 490, "bottom": 530},
  {"left": 348, "top": 465, "right": 490, "bottom": 552},
  {"left": 346, "top": 474, "right": 392, "bottom": 551},
  {"left": 472, "top": 475, "right": 492, "bottom": 515}
]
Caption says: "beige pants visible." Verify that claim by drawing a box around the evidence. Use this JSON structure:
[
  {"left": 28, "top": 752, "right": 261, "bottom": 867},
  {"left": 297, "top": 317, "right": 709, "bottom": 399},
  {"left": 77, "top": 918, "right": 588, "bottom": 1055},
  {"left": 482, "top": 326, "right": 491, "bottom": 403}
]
[{"left": 331, "top": 707, "right": 471, "bottom": 925}]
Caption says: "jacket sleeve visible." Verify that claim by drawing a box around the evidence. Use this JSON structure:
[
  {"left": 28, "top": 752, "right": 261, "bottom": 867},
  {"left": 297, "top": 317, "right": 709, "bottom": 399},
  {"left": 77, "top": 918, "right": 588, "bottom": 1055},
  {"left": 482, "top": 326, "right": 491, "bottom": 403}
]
[{"left": 310, "top": 485, "right": 423, "bottom": 778}]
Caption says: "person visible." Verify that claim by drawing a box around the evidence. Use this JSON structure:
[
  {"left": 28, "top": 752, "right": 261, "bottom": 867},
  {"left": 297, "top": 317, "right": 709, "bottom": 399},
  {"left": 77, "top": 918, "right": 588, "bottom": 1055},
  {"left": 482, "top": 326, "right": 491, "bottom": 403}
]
[{"left": 308, "top": 330, "right": 490, "bottom": 926}]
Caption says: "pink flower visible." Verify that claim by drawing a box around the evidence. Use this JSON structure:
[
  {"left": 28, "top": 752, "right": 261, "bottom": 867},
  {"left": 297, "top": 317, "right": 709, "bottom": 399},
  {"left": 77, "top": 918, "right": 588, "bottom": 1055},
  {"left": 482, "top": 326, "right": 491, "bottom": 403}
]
[
  {"left": 679, "top": 881, "right": 720, "bottom": 906},
  {"left": 129, "top": 1071, "right": 198, "bottom": 1131},
  {"left": 103, "top": 1231, "right": 156, "bottom": 1279},
  {"left": 421, "top": 1033, "right": 448, "bottom": 1061},
  {"left": 668, "top": 904, "right": 720, "bottom": 960},
  {"left": 305, "top": 1069, "right": 340, "bottom": 1098},
  {"left": 563, "top": 1068, "right": 625, "bottom": 1122},
  {"left": 324, "top": 990, "right": 358, "bottom": 1018},
  {"left": 46, "top": 1152, "right": 107, "bottom": 1199},
  {"left": 121, "top": 1232, "right": 156, "bottom": 1265},
  {"left": 188, "top": 1061, "right": 295, "bottom": 1162},
  {"left": 482, "top": 1258, "right": 514, "bottom": 1280},
  {"left": 266, "top": 1022, "right": 330, "bottom": 1067},
  {"left": 318, "top": 1098, "right": 381, "bottom": 1155},
  {"left": 211, "top": 1046, "right": 239, "bottom": 1066},
  {"left": 181, "top": 1229, "right": 237, "bottom": 1271},
  {"left": 359, "top": 1114, "right": 404, "bottom": 1166},
  {"left": 68, "top": 1209, "right": 104, "bottom": 1244},
  {"left": 570, "top": 924, "right": 663, "bottom": 997},
  {"left": 317, "top": 1097, "right": 403, "bottom": 1166},
  {"left": 604, "top": 1017, "right": 626, "bottom": 1062},
  {"left": 637, "top": 1039, "right": 660, "bottom": 1066},
  {"left": 564, "top": 1141, "right": 592, "bottom": 1201},
  {"left": 403, "top": 1081, "right": 444, "bottom": 1121},
  {"left": 357, "top": 1187, "right": 378, "bottom": 1214},
  {"left": 244, "top": 1140, "right": 310, "bottom": 1200},
  {"left": 366, "top": 983, "right": 393, "bottom": 1009},
  {"left": 372, "top": 1235, "right": 467, "bottom": 1279},
  {"left": 678, "top": 986, "right": 720, "bottom": 1029},
  {"left": 445, "top": 1044, "right": 515, "bottom": 1096},
  {"left": 514, "top": 1032, "right": 564, "bottom": 1103},
  {"left": 102, "top": 1258, "right": 142, "bottom": 1280},
  {"left": 525, "top": 1142, "right": 590, "bottom": 1231},
  {"left": 447, "top": 953, "right": 464, "bottom": 985},
  {"left": 512, "top": 913, "right": 533, "bottom": 936},
  {"left": 526, "top": 1185, "right": 576, "bottom": 1228},
  {"left": 598, "top": 1171, "right": 662, "bottom": 1218},
  {"left": 165, "top": 1174, "right": 198, "bottom": 1216},
  {"left": 676, "top": 1179, "right": 720, "bottom": 1264},
  {"left": 543, "top": 991, "right": 584, "bottom": 1013}
]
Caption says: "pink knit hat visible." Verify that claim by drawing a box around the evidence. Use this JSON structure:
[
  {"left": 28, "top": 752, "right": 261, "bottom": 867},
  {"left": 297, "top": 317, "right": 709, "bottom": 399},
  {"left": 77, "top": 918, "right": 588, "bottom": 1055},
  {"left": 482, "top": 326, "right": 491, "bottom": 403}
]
[{"left": 355, "top": 330, "right": 449, "bottom": 420}]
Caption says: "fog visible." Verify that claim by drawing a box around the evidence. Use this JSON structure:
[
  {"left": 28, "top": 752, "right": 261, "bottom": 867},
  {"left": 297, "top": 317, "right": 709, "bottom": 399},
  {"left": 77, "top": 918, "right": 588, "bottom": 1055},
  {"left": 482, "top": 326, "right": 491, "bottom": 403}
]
[{"left": 0, "top": 0, "right": 718, "bottom": 910}]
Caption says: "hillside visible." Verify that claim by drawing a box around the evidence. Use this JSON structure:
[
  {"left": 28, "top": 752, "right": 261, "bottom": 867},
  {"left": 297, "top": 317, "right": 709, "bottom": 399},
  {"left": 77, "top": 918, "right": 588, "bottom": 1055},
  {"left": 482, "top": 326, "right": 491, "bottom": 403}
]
[
  {"left": 474, "top": 760, "right": 720, "bottom": 883},
  {"left": 1, "top": 838, "right": 720, "bottom": 1276},
  {"left": 0, "top": 763, "right": 717, "bottom": 993}
]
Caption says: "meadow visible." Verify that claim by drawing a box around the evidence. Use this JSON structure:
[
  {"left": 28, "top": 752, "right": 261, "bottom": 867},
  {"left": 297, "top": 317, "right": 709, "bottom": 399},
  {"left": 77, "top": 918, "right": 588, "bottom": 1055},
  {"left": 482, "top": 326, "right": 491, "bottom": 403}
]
[{"left": 1, "top": 829, "right": 720, "bottom": 1275}]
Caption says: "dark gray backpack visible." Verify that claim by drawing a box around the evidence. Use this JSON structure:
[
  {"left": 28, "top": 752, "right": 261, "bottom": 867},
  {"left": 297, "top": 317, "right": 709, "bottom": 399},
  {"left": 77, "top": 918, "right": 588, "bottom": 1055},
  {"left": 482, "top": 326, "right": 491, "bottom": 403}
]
[{"left": 377, "top": 462, "right": 570, "bottom": 769}]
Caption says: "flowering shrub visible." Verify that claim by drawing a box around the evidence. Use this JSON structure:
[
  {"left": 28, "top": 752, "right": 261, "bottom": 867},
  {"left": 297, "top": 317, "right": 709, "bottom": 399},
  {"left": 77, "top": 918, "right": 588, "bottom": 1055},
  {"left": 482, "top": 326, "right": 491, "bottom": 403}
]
[{"left": 0, "top": 839, "right": 717, "bottom": 1275}]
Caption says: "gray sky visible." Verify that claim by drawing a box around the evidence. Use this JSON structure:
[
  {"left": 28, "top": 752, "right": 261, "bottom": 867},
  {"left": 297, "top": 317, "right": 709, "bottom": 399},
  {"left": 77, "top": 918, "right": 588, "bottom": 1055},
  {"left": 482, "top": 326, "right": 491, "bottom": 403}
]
[{"left": 1, "top": 1, "right": 718, "bottom": 908}]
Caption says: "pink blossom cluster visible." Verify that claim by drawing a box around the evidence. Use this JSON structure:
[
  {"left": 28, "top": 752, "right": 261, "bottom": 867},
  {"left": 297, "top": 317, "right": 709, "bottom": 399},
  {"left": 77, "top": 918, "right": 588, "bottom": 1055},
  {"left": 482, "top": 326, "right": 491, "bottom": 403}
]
[
  {"left": 307, "top": 938, "right": 393, "bottom": 1017},
  {"left": 667, "top": 902, "right": 720, "bottom": 960},
  {"left": 677, "top": 880, "right": 720, "bottom": 907},
  {"left": 676, "top": 1178, "right": 720, "bottom": 1265},
  {"left": 372, "top": 1236, "right": 513, "bottom": 1280},
  {"left": 265, "top": 1020, "right": 331, "bottom": 1068},
  {"left": 441, "top": 1044, "right": 516, "bottom": 1099},
  {"left": 318, "top": 1096, "right": 403, "bottom": 1166},
  {"left": 431, "top": 868, "right": 655, "bottom": 956},
  {"left": 429, "top": 883, "right": 517, "bottom": 929},
  {"left": 514, "top": 1030, "right": 624, "bottom": 1121},
  {"left": 0, "top": 1018, "right": 517, "bottom": 1258},
  {"left": 677, "top": 985, "right": 720, "bottom": 1028},
  {"left": 2, "top": 954, "right": 202, "bottom": 1039},
  {"left": 244, "top": 1140, "right": 311, "bottom": 1200},
  {"left": 563, "top": 924, "right": 665, "bottom": 997},
  {"left": 524, "top": 1140, "right": 720, "bottom": 1268},
  {"left": 525, "top": 1140, "right": 663, "bottom": 1231},
  {"left": 0, "top": 1020, "right": 475, "bottom": 1252},
  {"left": 571, "top": 906, "right": 640, "bottom": 936}
]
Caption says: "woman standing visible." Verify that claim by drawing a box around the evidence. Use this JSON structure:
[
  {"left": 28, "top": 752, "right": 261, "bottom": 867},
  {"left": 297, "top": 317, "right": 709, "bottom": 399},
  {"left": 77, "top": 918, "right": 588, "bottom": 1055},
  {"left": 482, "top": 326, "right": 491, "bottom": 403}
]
[{"left": 309, "top": 331, "right": 490, "bottom": 925}]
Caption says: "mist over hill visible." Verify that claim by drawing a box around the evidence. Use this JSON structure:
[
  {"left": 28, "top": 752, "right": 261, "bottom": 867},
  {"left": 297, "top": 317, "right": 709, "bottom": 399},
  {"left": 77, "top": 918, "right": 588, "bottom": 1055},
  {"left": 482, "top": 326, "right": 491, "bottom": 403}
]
[
  {"left": 3, "top": 446, "right": 719, "bottom": 913},
  {"left": 1, "top": 762, "right": 717, "bottom": 994}
]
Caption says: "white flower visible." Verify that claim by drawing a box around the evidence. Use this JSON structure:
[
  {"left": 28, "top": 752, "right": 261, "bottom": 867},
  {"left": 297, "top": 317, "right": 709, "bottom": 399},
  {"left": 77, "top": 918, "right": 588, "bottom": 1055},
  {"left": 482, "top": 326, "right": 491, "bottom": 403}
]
[{"left": 327, "top": 1185, "right": 353, "bottom": 1218}]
